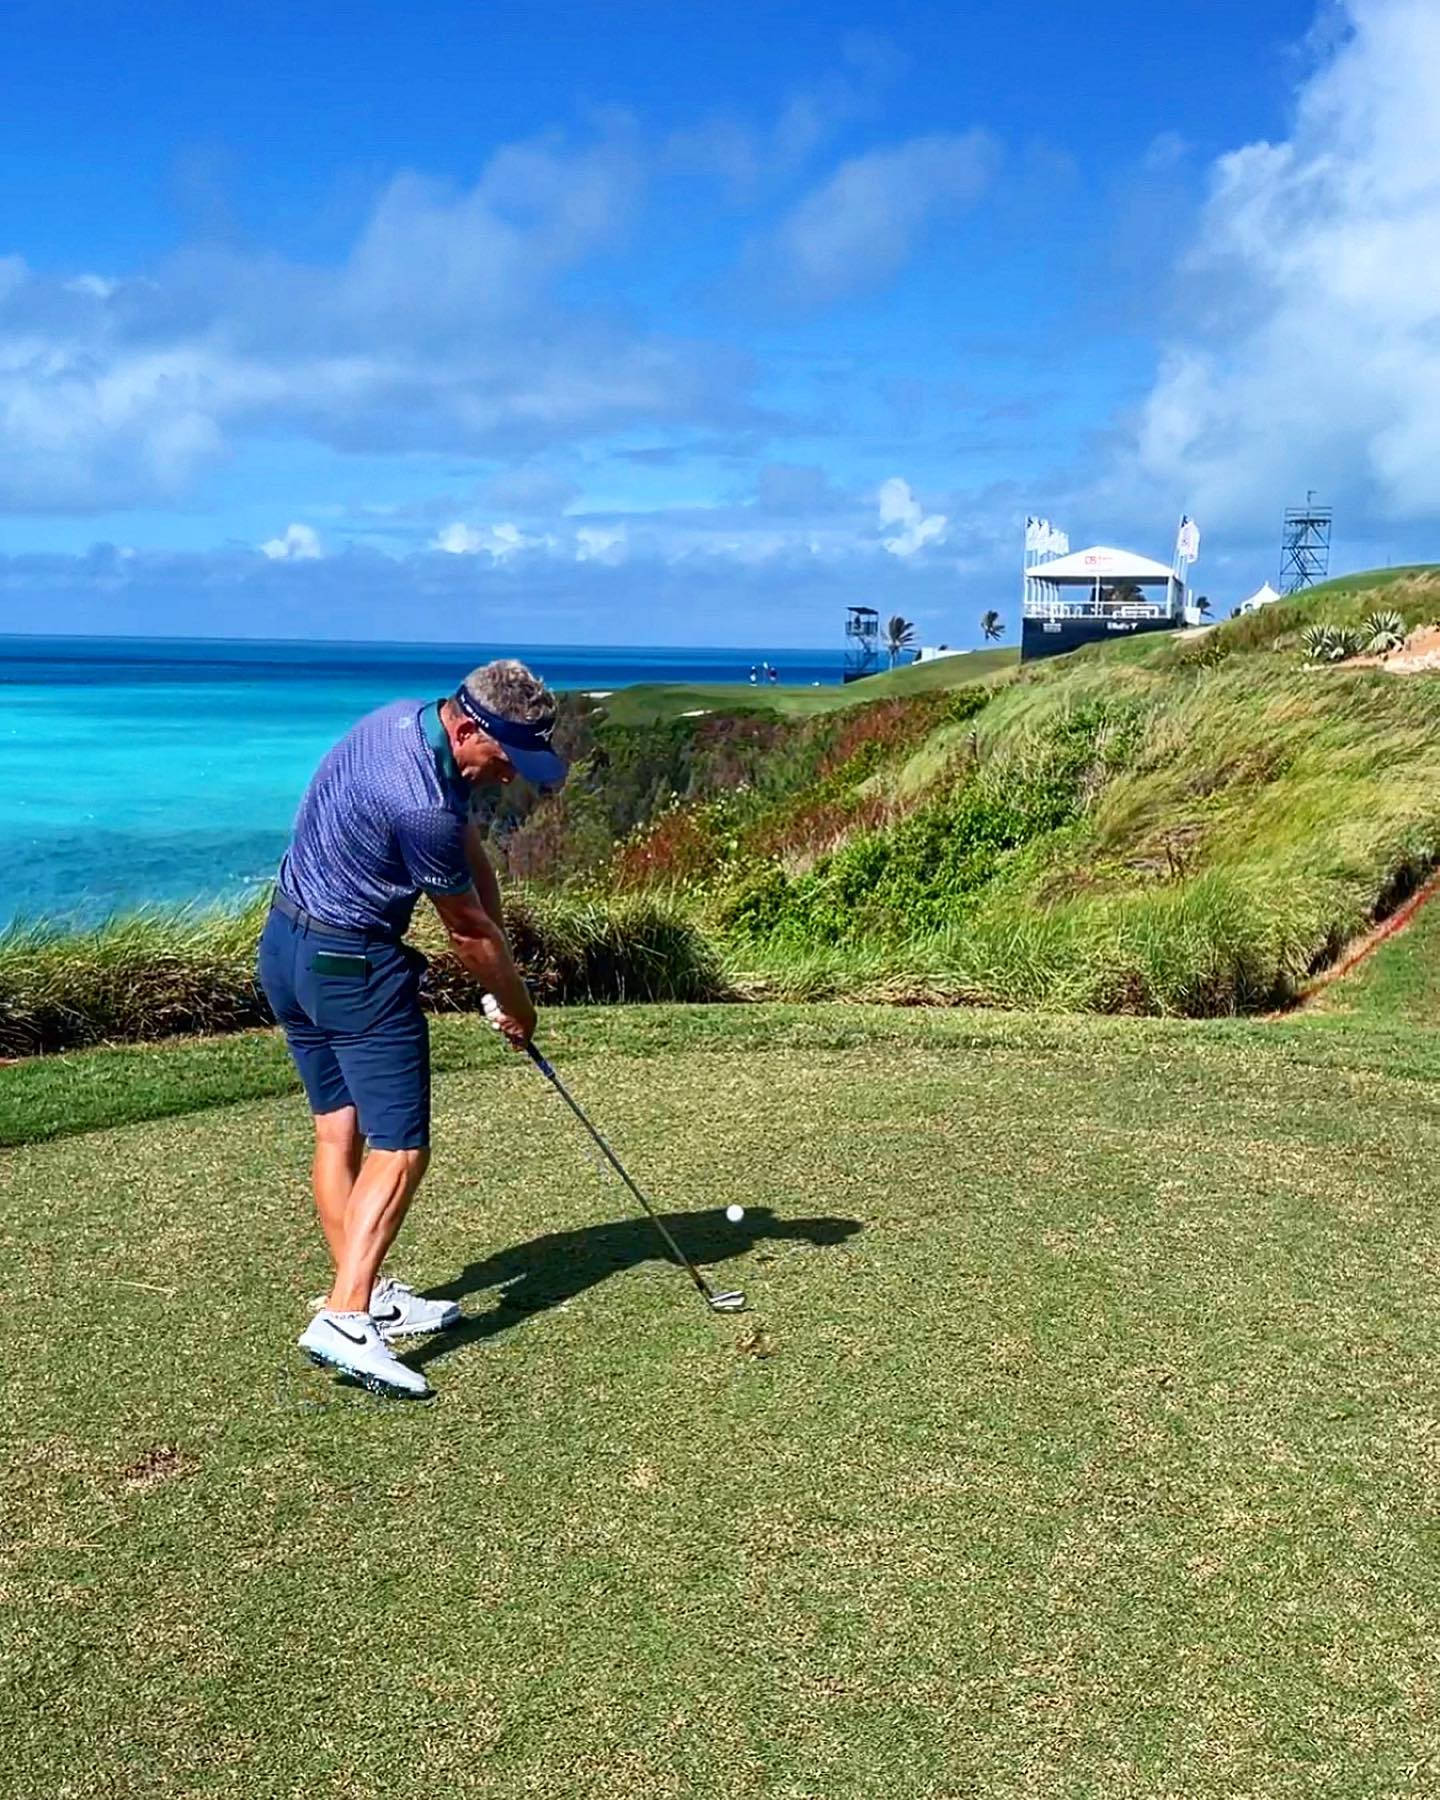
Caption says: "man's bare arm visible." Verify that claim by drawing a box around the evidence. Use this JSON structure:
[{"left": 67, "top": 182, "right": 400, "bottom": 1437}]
[
  {"left": 429, "top": 888, "right": 535, "bottom": 1043},
  {"left": 465, "top": 820, "right": 504, "bottom": 931}
]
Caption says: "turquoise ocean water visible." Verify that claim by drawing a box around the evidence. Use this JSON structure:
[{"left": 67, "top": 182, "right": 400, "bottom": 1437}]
[{"left": 0, "top": 636, "right": 839, "bottom": 930}]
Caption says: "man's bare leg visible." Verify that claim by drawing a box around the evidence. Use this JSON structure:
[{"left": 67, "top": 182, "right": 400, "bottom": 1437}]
[
  {"left": 328, "top": 1147, "right": 430, "bottom": 1314},
  {"left": 312, "top": 1106, "right": 363, "bottom": 1267}
]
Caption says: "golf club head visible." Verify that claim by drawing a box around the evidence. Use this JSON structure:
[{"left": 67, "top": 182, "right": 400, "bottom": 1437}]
[{"left": 708, "top": 1289, "right": 748, "bottom": 1313}]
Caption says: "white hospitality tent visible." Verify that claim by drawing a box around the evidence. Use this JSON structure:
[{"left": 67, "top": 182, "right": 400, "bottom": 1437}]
[
  {"left": 1024, "top": 544, "right": 1181, "bottom": 617},
  {"left": 1239, "top": 580, "right": 1281, "bottom": 613}
]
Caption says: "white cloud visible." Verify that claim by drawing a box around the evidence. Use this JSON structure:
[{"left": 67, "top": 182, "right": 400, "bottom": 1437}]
[
  {"left": 260, "top": 522, "right": 322, "bottom": 560},
  {"left": 435, "top": 521, "right": 489, "bottom": 555},
  {"left": 0, "top": 128, "right": 750, "bottom": 513},
  {"left": 877, "top": 476, "right": 947, "bottom": 557},
  {"left": 434, "top": 520, "right": 548, "bottom": 559},
  {"left": 575, "top": 524, "right": 628, "bottom": 564},
  {"left": 418, "top": 476, "right": 956, "bottom": 574},
  {"left": 753, "top": 131, "right": 998, "bottom": 304},
  {"left": 1128, "top": 0, "right": 1440, "bottom": 531}
]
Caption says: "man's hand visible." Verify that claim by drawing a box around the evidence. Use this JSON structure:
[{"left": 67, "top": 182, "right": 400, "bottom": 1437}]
[{"left": 482, "top": 992, "right": 535, "bottom": 1049}]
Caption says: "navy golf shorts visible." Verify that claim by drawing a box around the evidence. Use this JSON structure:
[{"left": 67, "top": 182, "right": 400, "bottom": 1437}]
[{"left": 257, "top": 904, "right": 431, "bottom": 1151}]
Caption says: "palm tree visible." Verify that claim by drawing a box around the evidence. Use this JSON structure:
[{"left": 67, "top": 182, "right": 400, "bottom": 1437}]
[
  {"left": 980, "top": 609, "right": 1004, "bottom": 641},
  {"left": 1194, "top": 594, "right": 1211, "bottom": 618},
  {"left": 883, "top": 615, "right": 916, "bottom": 669}
]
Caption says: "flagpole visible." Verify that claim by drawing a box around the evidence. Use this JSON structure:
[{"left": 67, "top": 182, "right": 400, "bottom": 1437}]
[{"left": 1173, "top": 515, "right": 1190, "bottom": 618}]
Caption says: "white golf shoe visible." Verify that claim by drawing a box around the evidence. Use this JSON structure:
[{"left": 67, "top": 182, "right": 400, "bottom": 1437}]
[
  {"left": 297, "top": 1310, "right": 432, "bottom": 1399},
  {"left": 308, "top": 1277, "right": 461, "bottom": 1340},
  {"left": 369, "top": 1277, "right": 461, "bottom": 1340}
]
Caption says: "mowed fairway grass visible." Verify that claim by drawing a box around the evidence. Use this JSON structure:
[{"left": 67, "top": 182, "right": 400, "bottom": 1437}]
[{"left": 5, "top": 1003, "right": 1440, "bottom": 1797}]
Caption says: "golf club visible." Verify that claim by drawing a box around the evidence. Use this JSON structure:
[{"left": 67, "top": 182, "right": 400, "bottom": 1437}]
[{"left": 484, "top": 998, "right": 746, "bottom": 1313}]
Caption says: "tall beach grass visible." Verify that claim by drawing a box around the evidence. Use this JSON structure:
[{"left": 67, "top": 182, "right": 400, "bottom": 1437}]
[{"left": 0, "top": 890, "right": 726, "bottom": 1058}]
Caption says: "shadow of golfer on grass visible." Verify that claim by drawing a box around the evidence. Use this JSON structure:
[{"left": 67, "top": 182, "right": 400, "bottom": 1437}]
[{"left": 407, "top": 1207, "right": 862, "bottom": 1368}]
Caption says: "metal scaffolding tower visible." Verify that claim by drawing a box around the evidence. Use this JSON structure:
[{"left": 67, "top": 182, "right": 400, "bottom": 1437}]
[
  {"left": 1279, "top": 493, "right": 1332, "bottom": 593},
  {"left": 843, "top": 606, "right": 881, "bottom": 683}
]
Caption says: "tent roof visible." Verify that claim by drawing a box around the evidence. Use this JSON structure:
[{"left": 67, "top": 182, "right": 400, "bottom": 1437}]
[
  {"left": 1027, "top": 544, "right": 1176, "bottom": 583},
  {"left": 1240, "top": 580, "right": 1281, "bottom": 608}
]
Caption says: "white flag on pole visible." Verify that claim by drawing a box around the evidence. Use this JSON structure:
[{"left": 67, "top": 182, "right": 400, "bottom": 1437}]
[
  {"left": 1025, "top": 517, "right": 1047, "bottom": 552},
  {"left": 1048, "top": 526, "right": 1069, "bottom": 557},
  {"left": 1176, "top": 516, "right": 1200, "bottom": 563}
]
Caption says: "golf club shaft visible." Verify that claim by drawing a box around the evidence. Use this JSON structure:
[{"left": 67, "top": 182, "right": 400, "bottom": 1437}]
[{"left": 525, "top": 1043, "right": 720, "bottom": 1305}]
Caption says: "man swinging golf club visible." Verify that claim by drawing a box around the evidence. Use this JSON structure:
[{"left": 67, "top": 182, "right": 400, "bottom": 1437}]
[{"left": 258, "top": 660, "right": 567, "bottom": 1398}]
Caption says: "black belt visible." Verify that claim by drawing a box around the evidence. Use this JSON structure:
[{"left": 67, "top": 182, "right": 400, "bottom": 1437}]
[{"left": 270, "top": 887, "right": 398, "bottom": 946}]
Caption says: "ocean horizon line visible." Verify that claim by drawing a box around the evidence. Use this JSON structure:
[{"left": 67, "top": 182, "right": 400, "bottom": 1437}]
[{"left": 0, "top": 630, "right": 837, "bottom": 658}]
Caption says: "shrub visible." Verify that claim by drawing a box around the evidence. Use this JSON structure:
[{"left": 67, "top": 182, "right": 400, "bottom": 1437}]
[
  {"left": 718, "top": 703, "right": 1145, "bottom": 948},
  {"left": 726, "top": 872, "right": 1325, "bottom": 1018},
  {"left": 609, "top": 789, "right": 764, "bottom": 892},
  {"left": 1208, "top": 600, "right": 1311, "bottom": 655},
  {"left": 416, "top": 890, "right": 727, "bottom": 1009},
  {"left": 934, "top": 873, "right": 1320, "bottom": 1016},
  {"left": 813, "top": 695, "right": 949, "bottom": 778},
  {"left": 1174, "top": 632, "right": 1231, "bottom": 671},
  {"left": 1362, "top": 610, "right": 1407, "bottom": 654},
  {"left": 1302, "top": 624, "right": 1363, "bottom": 663},
  {"left": 0, "top": 904, "right": 273, "bottom": 1057}
]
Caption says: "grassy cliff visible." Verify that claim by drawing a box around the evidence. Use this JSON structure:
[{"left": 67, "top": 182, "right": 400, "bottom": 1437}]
[{"left": 541, "top": 567, "right": 1440, "bottom": 1016}]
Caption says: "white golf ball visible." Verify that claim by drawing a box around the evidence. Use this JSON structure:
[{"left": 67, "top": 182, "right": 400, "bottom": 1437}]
[{"left": 726, "top": 1204, "right": 745, "bottom": 1224}]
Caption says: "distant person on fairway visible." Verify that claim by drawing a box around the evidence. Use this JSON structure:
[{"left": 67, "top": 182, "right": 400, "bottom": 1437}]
[{"left": 258, "top": 660, "right": 567, "bottom": 1399}]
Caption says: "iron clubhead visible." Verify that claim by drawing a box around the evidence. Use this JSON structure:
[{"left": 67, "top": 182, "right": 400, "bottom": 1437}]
[{"left": 708, "top": 1289, "right": 748, "bottom": 1313}]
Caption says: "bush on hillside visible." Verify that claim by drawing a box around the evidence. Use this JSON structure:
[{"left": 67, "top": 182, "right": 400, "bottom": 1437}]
[
  {"left": 0, "top": 905, "right": 273, "bottom": 1058},
  {"left": 726, "top": 872, "right": 1324, "bottom": 1018},
  {"left": 1362, "top": 610, "right": 1407, "bottom": 654},
  {"left": 1302, "top": 624, "right": 1364, "bottom": 663},
  {"left": 520, "top": 686, "right": 993, "bottom": 896},
  {"left": 505, "top": 713, "right": 800, "bottom": 886},
  {"left": 416, "top": 890, "right": 726, "bottom": 1010}
]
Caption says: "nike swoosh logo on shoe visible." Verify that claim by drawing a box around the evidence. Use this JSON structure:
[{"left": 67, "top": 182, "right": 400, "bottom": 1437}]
[
  {"left": 372, "top": 1307, "right": 403, "bottom": 1325},
  {"left": 326, "top": 1320, "right": 370, "bottom": 1346}
]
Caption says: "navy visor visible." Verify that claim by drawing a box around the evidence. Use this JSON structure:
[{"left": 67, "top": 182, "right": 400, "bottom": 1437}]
[{"left": 453, "top": 685, "right": 568, "bottom": 789}]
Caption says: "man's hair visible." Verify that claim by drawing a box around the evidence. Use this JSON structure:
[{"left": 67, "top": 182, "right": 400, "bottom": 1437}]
[{"left": 460, "top": 659, "right": 556, "bottom": 725}]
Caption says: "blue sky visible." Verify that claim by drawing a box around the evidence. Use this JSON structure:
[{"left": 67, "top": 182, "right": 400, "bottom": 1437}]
[{"left": 2, "top": 0, "right": 1437, "bottom": 646}]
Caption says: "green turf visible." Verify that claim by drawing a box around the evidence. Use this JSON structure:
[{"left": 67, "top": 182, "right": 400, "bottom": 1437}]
[
  {"left": 1303, "top": 563, "right": 1440, "bottom": 598},
  {"left": 838, "top": 644, "right": 1018, "bottom": 698},
  {"left": 7, "top": 1002, "right": 1440, "bottom": 1795},
  {"left": 0, "top": 1011, "right": 744, "bottom": 1148},
  {"left": 596, "top": 646, "right": 1017, "bottom": 725},
  {"left": 0, "top": 1004, "right": 952, "bottom": 1148}
]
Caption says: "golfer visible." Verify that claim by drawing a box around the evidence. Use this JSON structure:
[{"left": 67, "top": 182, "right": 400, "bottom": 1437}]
[{"left": 258, "top": 660, "right": 567, "bottom": 1398}]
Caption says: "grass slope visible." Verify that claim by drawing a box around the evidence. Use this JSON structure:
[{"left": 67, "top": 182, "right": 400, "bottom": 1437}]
[
  {"left": 7, "top": 1003, "right": 1440, "bottom": 1795},
  {"left": 598, "top": 646, "right": 1017, "bottom": 725},
  {"left": 630, "top": 568, "right": 1440, "bottom": 1014}
]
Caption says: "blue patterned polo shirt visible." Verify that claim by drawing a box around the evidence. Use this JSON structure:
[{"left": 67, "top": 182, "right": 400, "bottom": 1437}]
[{"left": 277, "top": 698, "right": 495, "bottom": 937}]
